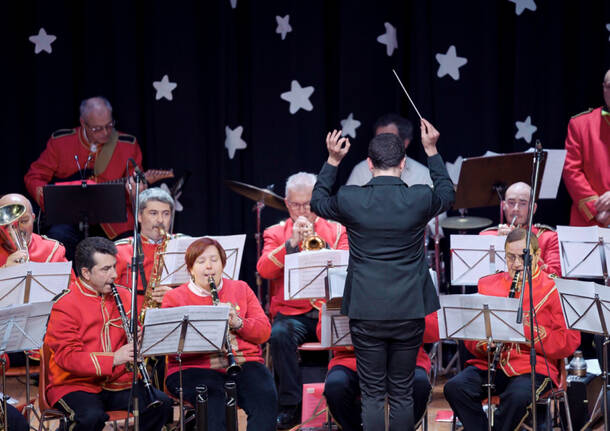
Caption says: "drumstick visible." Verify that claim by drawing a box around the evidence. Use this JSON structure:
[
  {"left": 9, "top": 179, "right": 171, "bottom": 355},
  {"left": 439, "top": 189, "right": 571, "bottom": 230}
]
[{"left": 392, "top": 69, "right": 423, "bottom": 121}]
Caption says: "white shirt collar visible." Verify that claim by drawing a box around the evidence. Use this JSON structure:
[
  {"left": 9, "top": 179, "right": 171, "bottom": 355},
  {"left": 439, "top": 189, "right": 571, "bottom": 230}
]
[{"left": 187, "top": 279, "right": 223, "bottom": 297}]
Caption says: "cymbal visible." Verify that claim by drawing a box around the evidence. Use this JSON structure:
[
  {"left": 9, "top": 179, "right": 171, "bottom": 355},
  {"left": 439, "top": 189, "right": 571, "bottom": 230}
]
[
  {"left": 225, "top": 180, "right": 287, "bottom": 211},
  {"left": 440, "top": 216, "right": 493, "bottom": 230}
]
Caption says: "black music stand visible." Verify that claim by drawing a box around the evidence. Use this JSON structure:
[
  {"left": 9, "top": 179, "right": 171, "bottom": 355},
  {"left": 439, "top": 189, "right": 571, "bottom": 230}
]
[{"left": 43, "top": 183, "right": 126, "bottom": 237}]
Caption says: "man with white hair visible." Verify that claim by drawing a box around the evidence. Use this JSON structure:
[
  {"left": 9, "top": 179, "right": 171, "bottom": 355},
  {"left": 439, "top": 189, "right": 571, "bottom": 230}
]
[
  {"left": 24, "top": 96, "right": 143, "bottom": 259},
  {"left": 257, "top": 171, "right": 348, "bottom": 429}
]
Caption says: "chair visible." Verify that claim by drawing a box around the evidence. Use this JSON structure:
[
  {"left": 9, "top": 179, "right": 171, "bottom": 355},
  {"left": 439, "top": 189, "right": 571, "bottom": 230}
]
[{"left": 38, "top": 343, "right": 132, "bottom": 431}]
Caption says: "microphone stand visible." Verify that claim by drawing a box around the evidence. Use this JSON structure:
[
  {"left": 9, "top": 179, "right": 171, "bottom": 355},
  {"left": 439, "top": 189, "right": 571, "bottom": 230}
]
[{"left": 515, "top": 141, "right": 544, "bottom": 431}]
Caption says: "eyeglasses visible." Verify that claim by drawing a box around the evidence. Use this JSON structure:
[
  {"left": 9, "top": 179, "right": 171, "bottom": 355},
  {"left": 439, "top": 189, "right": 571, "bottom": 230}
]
[
  {"left": 85, "top": 120, "right": 116, "bottom": 133},
  {"left": 505, "top": 252, "right": 525, "bottom": 263},
  {"left": 286, "top": 201, "right": 311, "bottom": 211}
]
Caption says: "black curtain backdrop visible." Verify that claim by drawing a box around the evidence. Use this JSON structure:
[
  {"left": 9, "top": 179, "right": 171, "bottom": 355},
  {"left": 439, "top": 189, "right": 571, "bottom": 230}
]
[{"left": 3, "top": 0, "right": 610, "bottom": 290}]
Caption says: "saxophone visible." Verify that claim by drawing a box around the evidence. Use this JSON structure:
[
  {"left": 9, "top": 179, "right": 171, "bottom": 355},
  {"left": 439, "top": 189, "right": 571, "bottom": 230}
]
[{"left": 139, "top": 226, "right": 171, "bottom": 324}]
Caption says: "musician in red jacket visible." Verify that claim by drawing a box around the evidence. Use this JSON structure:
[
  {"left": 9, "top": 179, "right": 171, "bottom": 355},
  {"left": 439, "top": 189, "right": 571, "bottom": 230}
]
[
  {"left": 444, "top": 229, "right": 580, "bottom": 431},
  {"left": 479, "top": 182, "right": 561, "bottom": 275},
  {"left": 24, "top": 96, "right": 144, "bottom": 259},
  {"left": 45, "top": 237, "right": 172, "bottom": 431},
  {"left": 256, "top": 171, "right": 348, "bottom": 429},
  {"left": 318, "top": 308, "right": 439, "bottom": 431},
  {"left": 163, "top": 237, "right": 277, "bottom": 431},
  {"left": 562, "top": 69, "right": 610, "bottom": 228}
]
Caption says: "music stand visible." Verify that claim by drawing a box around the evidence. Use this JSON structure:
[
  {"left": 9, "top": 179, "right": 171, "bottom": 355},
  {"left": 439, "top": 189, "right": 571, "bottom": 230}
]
[
  {"left": 557, "top": 226, "right": 610, "bottom": 286},
  {"left": 0, "top": 261, "right": 71, "bottom": 305},
  {"left": 555, "top": 278, "right": 610, "bottom": 431},
  {"left": 450, "top": 235, "right": 507, "bottom": 286},
  {"left": 141, "top": 305, "right": 229, "bottom": 431},
  {"left": 320, "top": 303, "right": 351, "bottom": 348},
  {"left": 0, "top": 301, "right": 53, "bottom": 429},
  {"left": 43, "top": 183, "right": 126, "bottom": 237},
  {"left": 284, "top": 250, "right": 349, "bottom": 300},
  {"left": 439, "top": 294, "right": 525, "bottom": 431}
]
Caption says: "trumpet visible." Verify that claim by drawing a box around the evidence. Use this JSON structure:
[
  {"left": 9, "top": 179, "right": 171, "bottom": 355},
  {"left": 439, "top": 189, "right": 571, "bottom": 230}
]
[
  {"left": 296, "top": 218, "right": 325, "bottom": 250},
  {"left": 208, "top": 276, "right": 241, "bottom": 378},
  {"left": 0, "top": 203, "right": 29, "bottom": 263},
  {"left": 109, "top": 283, "right": 162, "bottom": 409}
]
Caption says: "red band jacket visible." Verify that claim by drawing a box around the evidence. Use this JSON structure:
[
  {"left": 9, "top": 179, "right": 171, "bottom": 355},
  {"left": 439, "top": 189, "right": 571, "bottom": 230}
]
[
  {"left": 24, "top": 126, "right": 143, "bottom": 239},
  {"left": 256, "top": 217, "right": 348, "bottom": 317},
  {"left": 162, "top": 278, "right": 271, "bottom": 377},
  {"left": 562, "top": 107, "right": 610, "bottom": 226},
  {"left": 464, "top": 270, "right": 580, "bottom": 387},
  {"left": 0, "top": 233, "right": 66, "bottom": 266},
  {"left": 45, "top": 279, "right": 133, "bottom": 407}
]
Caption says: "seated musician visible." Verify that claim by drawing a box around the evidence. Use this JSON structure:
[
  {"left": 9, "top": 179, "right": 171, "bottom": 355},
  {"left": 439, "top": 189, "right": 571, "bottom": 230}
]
[
  {"left": 256, "top": 172, "right": 348, "bottom": 429},
  {"left": 162, "top": 237, "right": 277, "bottom": 431},
  {"left": 318, "top": 305, "right": 439, "bottom": 431},
  {"left": 480, "top": 182, "right": 561, "bottom": 275},
  {"left": 45, "top": 237, "right": 172, "bottom": 431},
  {"left": 24, "top": 96, "right": 144, "bottom": 259},
  {"left": 0, "top": 354, "right": 28, "bottom": 431},
  {"left": 444, "top": 228, "right": 580, "bottom": 431}
]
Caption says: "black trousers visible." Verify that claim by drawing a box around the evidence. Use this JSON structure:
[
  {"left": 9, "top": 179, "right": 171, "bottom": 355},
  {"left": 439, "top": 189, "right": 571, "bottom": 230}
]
[
  {"left": 324, "top": 364, "right": 431, "bottom": 431},
  {"left": 444, "top": 366, "right": 550, "bottom": 431},
  {"left": 349, "top": 318, "right": 425, "bottom": 431},
  {"left": 5, "top": 403, "right": 28, "bottom": 431},
  {"left": 54, "top": 383, "right": 173, "bottom": 431}
]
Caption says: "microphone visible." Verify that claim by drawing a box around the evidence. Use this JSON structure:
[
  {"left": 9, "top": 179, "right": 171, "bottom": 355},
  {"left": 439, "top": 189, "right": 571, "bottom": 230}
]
[
  {"left": 74, "top": 155, "right": 84, "bottom": 180},
  {"left": 84, "top": 154, "right": 93, "bottom": 170},
  {"left": 128, "top": 158, "right": 146, "bottom": 183}
]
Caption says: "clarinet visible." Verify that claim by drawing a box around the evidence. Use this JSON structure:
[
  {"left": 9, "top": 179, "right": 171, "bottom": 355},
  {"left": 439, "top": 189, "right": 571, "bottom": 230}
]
[
  {"left": 208, "top": 276, "right": 242, "bottom": 378},
  {"left": 110, "top": 283, "right": 162, "bottom": 409},
  {"left": 489, "top": 271, "right": 521, "bottom": 381}
]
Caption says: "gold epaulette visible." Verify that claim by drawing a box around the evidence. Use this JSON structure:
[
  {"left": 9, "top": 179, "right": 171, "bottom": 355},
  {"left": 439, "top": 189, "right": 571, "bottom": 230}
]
[
  {"left": 51, "top": 128, "right": 76, "bottom": 138},
  {"left": 40, "top": 234, "right": 63, "bottom": 247},
  {"left": 117, "top": 134, "right": 136, "bottom": 144},
  {"left": 51, "top": 288, "right": 70, "bottom": 303},
  {"left": 114, "top": 237, "right": 133, "bottom": 246},
  {"left": 571, "top": 108, "right": 594, "bottom": 119},
  {"left": 534, "top": 223, "right": 556, "bottom": 234},
  {"left": 480, "top": 226, "right": 498, "bottom": 233}
]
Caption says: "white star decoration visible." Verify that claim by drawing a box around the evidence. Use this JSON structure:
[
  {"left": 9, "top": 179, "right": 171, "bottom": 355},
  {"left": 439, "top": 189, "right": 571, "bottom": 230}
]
[
  {"left": 225, "top": 126, "right": 247, "bottom": 159},
  {"left": 445, "top": 156, "right": 464, "bottom": 185},
  {"left": 276, "top": 15, "right": 292, "bottom": 40},
  {"left": 152, "top": 75, "right": 177, "bottom": 101},
  {"left": 436, "top": 46, "right": 468, "bottom": 80},
  {"left": 340, "top": 113, "right": 361, "bottom": 138},
  {"left": 160, "top": 183, "right": 183, "bottom": 212},
  {"left": 508, "top": 0, "right": 537, "bottom": 15},
  {"left": 29, "top": 28, "right": 56, "bottom": 54},
  {"left": 229, "top": 0, "right": 237, "bottom": 9},
  {"left": 376, "top": 22, "right": 398, "bottom": 56},
  {"left": 515, "top": 116, "right": 537, "bottom": 143},
  {"left": 280, "top": 80, "right": 314, "bottom": 114}
]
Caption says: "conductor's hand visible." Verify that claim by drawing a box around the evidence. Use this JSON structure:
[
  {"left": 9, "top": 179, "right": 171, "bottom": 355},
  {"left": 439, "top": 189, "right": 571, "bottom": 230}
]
[
  {"left": 326, "top": 129, "right": 351, "bottom": 167},
  {"left": 152, "top": 285, "right": 172, "bottom": 304},
  {"left": 113, "top": 343, "right": 134, "bottom": 366},
  {"left": 420, "top": 119, "right": 439, "bottom": 157},
  {"left": 5, "top": 250, "right": 28, "bottom": 267}
]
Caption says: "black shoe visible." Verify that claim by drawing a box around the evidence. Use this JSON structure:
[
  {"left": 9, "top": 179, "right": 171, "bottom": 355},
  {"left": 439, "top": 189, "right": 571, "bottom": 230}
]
[{"left": 277, "top": 404, "right": 300, "bottom": 429}]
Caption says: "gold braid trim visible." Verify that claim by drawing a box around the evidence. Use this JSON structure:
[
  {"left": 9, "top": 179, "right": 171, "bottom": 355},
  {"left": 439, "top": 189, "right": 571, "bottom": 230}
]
[{"left": 578, "top": 195, "right": 599, "bottom": 221}]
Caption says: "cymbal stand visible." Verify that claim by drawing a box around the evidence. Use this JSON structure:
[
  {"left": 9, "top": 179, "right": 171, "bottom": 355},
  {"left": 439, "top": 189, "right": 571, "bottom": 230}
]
[{"left": 253, "top": 200, "right": 265, "bottom": 303}]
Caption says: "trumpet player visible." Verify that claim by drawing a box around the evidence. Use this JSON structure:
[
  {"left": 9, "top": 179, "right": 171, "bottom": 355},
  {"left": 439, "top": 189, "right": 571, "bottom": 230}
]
[
  {"left": 163, "top": 237, "right": 277, "bottom": 431},
  {"left": 443, "top": 229, "right": 580, "bottom": 431},
  {"left": 44, "top": 237, "right": 172, "bottom": 431},
  {"left": 256, "top": 171, "right": 348, "bottom": 429}
]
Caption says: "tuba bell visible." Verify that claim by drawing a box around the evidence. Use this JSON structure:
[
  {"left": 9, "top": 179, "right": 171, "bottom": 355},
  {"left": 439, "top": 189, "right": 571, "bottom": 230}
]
[{"left": 0, "top": 204, "right": 29, "bottom": 260}]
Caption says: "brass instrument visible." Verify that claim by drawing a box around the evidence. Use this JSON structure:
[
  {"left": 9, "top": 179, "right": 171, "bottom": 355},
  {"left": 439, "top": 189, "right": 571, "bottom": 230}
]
[
  {"left": 110, "top": 283, "right": 162, "bottom": 409},
  {"left": 490, "top": 270, "right": 521, "bottom": 379},
  {"left": 138, "top": 225, "right": 171, "bottom": 324},
  {"left": 301, "top": 233, "right": 325, "bottom": 250},
  {"left": 0, "top": 204, "right": 29, "bottom": 262},
  {"left": 208, "top": 276, "right": 241, "bottom": 378}
]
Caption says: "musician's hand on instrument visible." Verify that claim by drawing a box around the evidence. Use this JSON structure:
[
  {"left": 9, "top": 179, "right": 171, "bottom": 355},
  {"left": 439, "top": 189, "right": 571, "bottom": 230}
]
[
  {"left": 228, "top": 307, "right": 243, "bottom": 330},
  {"left": 290, "top": 216, "right": 310, "bottom": 247},
  {"left": 596, "top": 210, "right": 610, "bottom": 226},
  {"left": 113, "top": 343, "right": 135, "bottom": 366},
  {"left": 5, "top": 251, "right": 27, "bottom": 267},
  {"left": 497, "top": 224, "right": 513, "bottom": 236},
  {"left": 420, "top": 119, "right": 439, "bottom": 157},
  {"left": 152, "top": 285, "right": 172, "bottom": 304},
  {"left": 326, "top": 129, "right": 350, "bottom": 167}
]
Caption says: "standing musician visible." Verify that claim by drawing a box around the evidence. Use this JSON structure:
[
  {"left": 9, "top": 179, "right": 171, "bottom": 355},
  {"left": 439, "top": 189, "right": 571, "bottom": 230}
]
[
  {"left": 24, "top": 96, "right": 144, "bottom": 259},
  {"left": 256, "top": 172, "right": 348, "bottom": 429},
  {"left": 443, "top": 229, "right": 580, "bottom": 431},
  {"left": 162, "top": 237, "right": 277, "bottom": 431},
  {"left": 479, "top": 182, "right": 562, "bottom": 276},
  {"left": 318, "top": 307, "right": 439, "bottom": 431},
  {"left": 44, "top": 236, "right": 172, "bottom": 431}
]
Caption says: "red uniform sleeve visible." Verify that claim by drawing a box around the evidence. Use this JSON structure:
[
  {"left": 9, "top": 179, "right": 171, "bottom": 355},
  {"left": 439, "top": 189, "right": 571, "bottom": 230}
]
[
  {"left": 236, "top": 285, "right": 271, "bottom": 345},
  {"left": 24, "top": 138, "right": 61, "bottom": 207},
  {"left": 538, "top": 231, "right": 562, "bottom": 276},
  {"left": 563, "top": 119, "right": 599, "bottom": 221},
  {"left": 423, "top": 312, "right": 439, "bottom": 344},
  {"left": 335, "top": 225, "right": 349, "bottom": 250},
  {"left": 256, "top": 227, "right": 286, "bottom": 280}
]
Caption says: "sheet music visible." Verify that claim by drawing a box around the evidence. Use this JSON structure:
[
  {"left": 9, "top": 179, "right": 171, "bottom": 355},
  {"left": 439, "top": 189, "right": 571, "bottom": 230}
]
[
  {"left": 327, "top": 267, "right": 347, "bottom": 299},
  {"left": 557, "top": 226, "right": 610, "bottom": 278},
  {"left": 0, "top": 301, "right": 53, "bottom": 353},
  {"left": 525, "top": 148, "right": 566, "bottom": 199},
  {"left": 450, "top": 235, "right": 507, "bottom": 285},
  {"left": 141, "top": 304, "right": 229, "bottom": 356},
  {"left": 555, "top": 278, "right": 610, "bottom": 335},
  {"left": 320, "top": 304, "right": 352, "bottom": 347},
  {"left": 438, "top": 294, "right": 525, "bottom": 343},
  {"left": 160, "top": 234, "right": 246, "bottom": 285},
  {"left": 284, "top": 250, "right": 349, "bottom": 300},
  {"left": 0, "top": 261, "right": 71, "bottom": 306}
]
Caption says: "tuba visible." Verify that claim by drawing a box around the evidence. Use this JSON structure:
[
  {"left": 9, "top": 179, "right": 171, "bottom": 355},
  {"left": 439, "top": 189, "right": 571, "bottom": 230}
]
[
  {"left": 0, "top": 204, "right": 29, "bottom": 262},
  {"left": 139, "top": 225, "right": 171, "bottom": 324}
]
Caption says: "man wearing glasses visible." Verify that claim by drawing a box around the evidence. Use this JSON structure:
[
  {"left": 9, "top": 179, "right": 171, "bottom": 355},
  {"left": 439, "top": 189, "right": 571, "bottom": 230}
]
[
  {"left": 24, "top": 96, "right": 143, "bottom": 259},
  {"left": 256, "top": 171, "right": 348, "bottom": 429}
]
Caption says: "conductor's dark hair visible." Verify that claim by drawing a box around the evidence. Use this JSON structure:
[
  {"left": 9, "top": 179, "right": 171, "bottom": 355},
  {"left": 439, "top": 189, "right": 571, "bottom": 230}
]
[
  {"left": 74, "top": 236, "right": 117, "bottom": 277},
  {"left": 368, "top": 133, "right": 405, "bottom": 170},
  {"left": 373, "top": 113, "right": 414, "bottom": 143}
]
